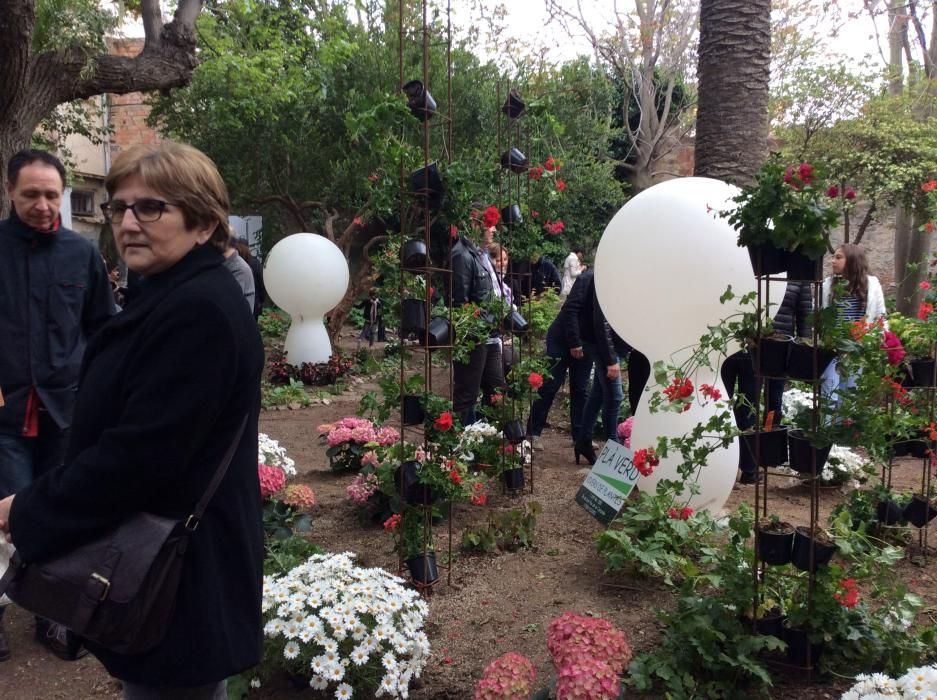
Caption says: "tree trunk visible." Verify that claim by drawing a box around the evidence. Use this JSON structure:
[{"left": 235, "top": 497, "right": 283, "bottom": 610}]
[
  {"left": 895, "top": 208, "right": 931, "bottom": 315},
  {"left": 694, "top": 0, "right": 771, "bottom": 185}
]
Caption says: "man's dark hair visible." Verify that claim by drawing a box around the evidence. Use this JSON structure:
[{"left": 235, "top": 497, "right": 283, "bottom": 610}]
[
  {"left": 7, "top": 150, "right": 67, "bottom": 188},
  {"left": 573, "top": 245, "right": 585, "bottom": 254}
]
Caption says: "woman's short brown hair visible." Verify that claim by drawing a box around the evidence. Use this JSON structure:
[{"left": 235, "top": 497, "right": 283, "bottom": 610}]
[{"left": 105, "top": 142, "right": 230, "bottom": 252}]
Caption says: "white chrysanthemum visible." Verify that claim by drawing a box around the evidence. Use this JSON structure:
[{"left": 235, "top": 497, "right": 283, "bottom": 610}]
[
  {"left": 323, "top": 639, "right": 339, "bottom": 654},
  {"left": 326, "top": 664, "right": 345, "bottom": 682},
  {"left": 283, "top": 641, "right": 300, "bottom": 659},
  {"left": 310, "top": 655, "right": 328, "bottom": 675},
  {"left": 382, "top": 653, "right": 398, "bottom": 672},
  {"left": 350, "top": 646, "right": 370, "bottom": 666},
  {"left": 335, "top": 683, "right": 353, "bottom": 700},
  {"left": 380, "top": 676, "right": 398, "bottom": 694},
  {"left": 283, "top": 620, "right": 301, "bottom": 639},
  {"left": 310, "top": 675, "right": 329, "bottom": 690}
]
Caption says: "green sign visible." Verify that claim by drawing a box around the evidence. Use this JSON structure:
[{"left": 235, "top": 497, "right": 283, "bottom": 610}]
[{"left": 575, "top": 441, "right": 639, "bottom": 524}]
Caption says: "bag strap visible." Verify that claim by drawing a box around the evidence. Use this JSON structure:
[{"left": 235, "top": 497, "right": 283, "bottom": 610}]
[{"left": 184, "top": 414, "right": 249, "bottom": 532}]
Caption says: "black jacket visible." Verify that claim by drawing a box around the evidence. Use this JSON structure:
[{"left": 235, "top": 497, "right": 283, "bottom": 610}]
[
  {"left": 10, "top": 245, "right": 265, "bottom": 686},
  {"left": 0, "top": 212, "right": 114, "bottom": 433},
  {"left": 450, "top": 235, "right": 493, "bottom": 306},
  {"left": 509, "top": 256, "right": 561, "bottom": 301},
  {"left": 772, "top": 281, "right": 813, "bottom": 338}
]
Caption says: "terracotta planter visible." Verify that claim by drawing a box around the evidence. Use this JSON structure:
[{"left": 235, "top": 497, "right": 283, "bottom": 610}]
[
  {"left": 406, "top": 552, "right": 439, "bottom": 584},
  {"left": 757, "top": 520, "right": 795, "bottom": 565},
  {"left": 784, "top": 248, "right": 822, "bottom": 281},
  {"left": 502, "top": 89, "right": 526, "bottom": 119},
  {"left": 502, "top": 467, "right": 525, "bottom": 491},
  {"left": 787, "top": 430, "right": 832, "bottom": 475},
  {"left": 740, "top": 427, "right": 788, "bottom": 467},
  {"left": 903, "top": 494, "right": 937, "bottom": 528},
  {"left": 401, "top": 239, "right": 429, "bottom": 268},
  {"left": 746, "top": 243, "right": 787, "bottom": 276},
  {"left": 791, "top": 526, "right": 836, "bottom": 572},
  {"left": 908, "top": 358, "right": 937, "bottom": 387},
  {"left": 752, "top": 336, "right": 792, "bottom": 378},
  {"left": 402, "top": 80, "right": 436, "bottom": 121},
  {"left": 786, "top": 341, "right": 835, "bottom": 382},
  {"left": 401, "top": 394, "right": 424, "bottom": 426}
]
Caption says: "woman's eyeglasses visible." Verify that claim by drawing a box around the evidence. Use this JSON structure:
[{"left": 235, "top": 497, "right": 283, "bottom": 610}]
[{"left": 101, "top": 198, "right": 180, "bottom": 223}]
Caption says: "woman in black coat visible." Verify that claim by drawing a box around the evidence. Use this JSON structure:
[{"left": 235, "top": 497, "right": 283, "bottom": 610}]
[{"left": 0, "top": 142, "right": 264, "bottom": 698}]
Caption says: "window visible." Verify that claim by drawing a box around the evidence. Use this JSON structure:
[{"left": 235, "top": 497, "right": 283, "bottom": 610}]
[{"left": 71, "top": 189, "right": 95, "bottom": 217}]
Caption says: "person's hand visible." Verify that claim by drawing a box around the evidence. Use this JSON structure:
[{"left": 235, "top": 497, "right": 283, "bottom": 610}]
[
  {"left": 606, "top": 364, "right": 621, "bottom": 380},
  {"left": 580, "top": 263, "right": 588, "bottom": 271},
  {"left": 570, "top": 347, "right": 584, "bottom": 359},
  {"left": 0, "top": 495, "right": 14, "bottom": 539}
]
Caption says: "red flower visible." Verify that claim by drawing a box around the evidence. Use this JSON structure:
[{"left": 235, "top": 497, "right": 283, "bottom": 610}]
[
  {"left": 844, "top": 187, "right": 856, "bottom": 200},
  {"left": 353, "top": 217, "right": 363, "bottom": 226},
  {"left": 528, "top": 166, "right": 544, "bottom": 180},
  {"left": 491, "top": 393, "right": 503, "bottom": 404},
  {"left": 501, "top": 443, "right": 515, "bottom": 454},
  {"left": 471, "top": 493, "right": 487, "bottom": 506},
  {"left": 449, "top": 470, "right": 462, "bottom": 485},
  {"left": 833, "top": 578, "right": 859, "bottom": 608},
  {"left": 882, "top": 330, "right": 906, "bottom": 365},
  {"left": 850, "top": 319, "right": 870, "bottom": 341},
  {"left": 633, "top": 448, "right": 659, "bottom": 477},
  {"left": 925, "top": 421, "right": 937, "bottom": 442},
  {"left": 450, "top": 224, "right": 458, "bottom": 240},
  {"left": 889, "top": 379, "right": 912, "bottom": 406},
  {"left": 923, "top": 180, "right": 937, "bottom": 193},
  {"left": 798, "top": 162, "right": 813, "bottom": 183},
  {"left": 434, "top": 411, "right": 454, "bottom": 432},
  {"left": 783, "top": 167, "right": 794, "bottom": 184},
  {"left": 826, "top": 185, "right": 839, "bottom": 198},
  {"left": 545, "top": 220, "right": 566, "bottom": 235},
  {"left": 919, "top": 302, "right": 934, "bottom": 320},
  {"left": 473, "top": 307, "right": 481, "bottom": 317},
  {"left": 921, "top": 281, "right": 931, "bottom": 290},
  {"left": 530, "top": 210, "right": 539, "bottom": 219},
  {"left": 528, "top": 372, "right": 544, "bottom": 390},
  {"left": 925, "top": 221, "right": 936, "bottom": 234},
  {"left": 483, "top": 206, "right": 501, "bottom": 229},
  {"left": 681, "top": 506, "right": 693, "bottom": 519},
  {"left": 667, "top": 507, "right": 680, "bottom": 519},
  {"left": 555, "top": 179, "right": 566, "bottom": 192},
  {"left": 383, "top": 514, "right": 401, "bottom": 532},
  {"left": 663, "top": 375, "right": 694, "bottom": 403},
  {"left": 668, "top": 506, "right": 693, "bottom": 520},
  {"left": 368, "top": 173, "right": 379, "bottom": 182},
  {"left": 545, "top": 156, "right": 557, "bottom": 172},
  {"left": 700, "top": 384, "right": 721, "bottom": 401}
]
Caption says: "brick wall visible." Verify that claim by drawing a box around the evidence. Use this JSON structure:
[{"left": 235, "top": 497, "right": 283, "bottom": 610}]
[{"left": 106, "top": 38, "right": 161, "bottom": 153}]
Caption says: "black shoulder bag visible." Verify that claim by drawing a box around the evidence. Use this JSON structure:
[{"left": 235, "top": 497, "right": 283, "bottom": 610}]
[{"left": 0, "top": 415, "right": 247, "bottom": 655}]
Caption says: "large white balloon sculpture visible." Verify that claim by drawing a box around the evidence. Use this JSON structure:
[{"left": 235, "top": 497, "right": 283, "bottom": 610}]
[
  {"left": 594, "top": 177, "right": 757, "bottom": 514},
  {"left": 264, "top": 233, "right": 350, "bottom": 365}
]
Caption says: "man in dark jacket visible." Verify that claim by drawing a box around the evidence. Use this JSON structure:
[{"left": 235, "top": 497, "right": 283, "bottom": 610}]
[
  {"left": 0, "top": 150, "right": 114, "bottom": 660},
  {"left": 509, "top": 254, "right": 561, "bottom": 301}
]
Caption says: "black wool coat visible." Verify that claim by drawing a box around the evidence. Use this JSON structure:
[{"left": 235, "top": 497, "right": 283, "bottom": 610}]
[{"left": 10, "top": 245, "right": 265, "bottom": 686}]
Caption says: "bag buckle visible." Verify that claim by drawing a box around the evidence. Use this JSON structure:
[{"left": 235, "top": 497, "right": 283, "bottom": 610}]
[
  {"left": 90, "top": 572, "right": 111, "bottom": 601},
  {"left": 184, "top": 515, "right": 199, "bottom": 532}
]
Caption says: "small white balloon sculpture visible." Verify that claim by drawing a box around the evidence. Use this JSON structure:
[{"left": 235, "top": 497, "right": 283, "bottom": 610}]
[
  {"left": 264, "top": 233, "right": 349, "bottom": 365},
  {"left": 594, "top": 177, "right": 757, "bottom": 514}
]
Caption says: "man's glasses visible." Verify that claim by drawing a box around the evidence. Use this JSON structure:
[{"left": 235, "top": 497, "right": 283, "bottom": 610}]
[{"left": 101, "top": 198, "right": 179, "bottom": 223}]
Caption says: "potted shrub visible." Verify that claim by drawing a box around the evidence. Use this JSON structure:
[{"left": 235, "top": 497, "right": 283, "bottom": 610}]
[{"left": 756, "top": 516, "right": 795, "bottom": 565}]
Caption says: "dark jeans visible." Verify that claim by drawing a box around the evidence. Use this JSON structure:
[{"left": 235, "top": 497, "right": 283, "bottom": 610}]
[
  {"left": 0, "top": 410, "right": 69, "bottom": 498},
  {"left": 122, "top": 681, "right": 227, "bottom": 700},
  {"left": 454, "top": 341, "right": 506, "bottom": 425},
  {"left": 578, "top": 343, "right": 624, "bottom": 442},
  {"left": 527, "top": 336, "right": 589, "bottom": 438},
  {"left": 721, "top": 351, "right": 784, "bottom": 473}
]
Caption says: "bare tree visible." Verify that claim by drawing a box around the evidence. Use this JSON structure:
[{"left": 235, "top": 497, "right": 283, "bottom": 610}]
[{"left": 0, "top": 0, "right": 204, "bottom": 210}]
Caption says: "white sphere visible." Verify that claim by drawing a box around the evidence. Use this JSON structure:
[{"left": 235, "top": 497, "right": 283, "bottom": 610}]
[{"left": 263, "top": 233, "right": 349, "bottom": 317}]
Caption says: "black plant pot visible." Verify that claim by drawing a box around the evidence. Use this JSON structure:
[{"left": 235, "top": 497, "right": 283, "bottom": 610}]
[
  {"left": 406, "top": 552, "right": 439, "bottom": 585},
  {"left": 424, "top": 316, "right": 453, "bottom": 349},
  {"left": 501, "top": 204, "right": 523, "bottom": 227},
  {"left": 876, "top": 499, "right": 904, "bottom": 526},
  {"left": 903, "top": 494, "right": 937, "bottom": 528},
  {"left": 753, "top": 336, "right": 792, "bottom": 378},
  {"left": 791, "top": 527, "right": 836, "bottom": 572},
  {"left": 503, "top": 308, "right": 530, "bottom": 334},
  {"left": 908, "top": 358, "right": 937, "bottom": 387},
  {"left": 892, "top": 439, "right": 911, "bottom": 457},
  {"left": 741, "top": 427, "right": 789, "bottom": 467},
  {"left": 783, "top": 625, "right": 823, "bottom": 668},
  {"left": 409, "top": 162, "right": 445, "bottom": 211},
  {"left": 748, "top": 610, "right": 784, "bottom": 638},
  {"left": 786, "top": 341, "right": 836, "bottom": 382},
  {"left": 502, "top": 89, "right": 526, "bottom": 119},
  {"left": 757, "top": 523, "right": 795, "bottom": 565},
  {"left": 399, "top": 299, "right": 426, "bottom": 336},
  {"left": 502, "top": 467, "right": 525, "bottom": 491},
  {"left": 784, "top": 248, "right": 822, "bottom": 281},
  {"left": 401, "top": 239, "right": 429, "bottom": 268},
  {"left": 746, "top": 243, "right": 787, "bottom": 276},
  {"left": 899, "top": 439, "right": 931, "bottom": 459},
  {"left": 401, "top": 394, "right": 425, "bottom": 426},
  {"left": 787, "top": 430, "right": 832, "bottom": 475},
  {"left": 503, "top": 419, "right": 525, "bottom": 444},
  {"left": 500, "top": 147, "right": 529, "bottom": 174},
  {"left": 402, "top": 79, "right": 437, "bottom": 121},
  {"left": 395, "top": 460, "right": 437, "bottom": 506}
]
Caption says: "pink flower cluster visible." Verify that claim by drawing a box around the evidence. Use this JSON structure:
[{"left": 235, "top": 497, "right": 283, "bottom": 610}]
[
  {"left": 319, "top": 417, "right": 400, "bottom": 447},
  {"left": 473, "top": 652, "right": 536, "bottom": 700},
  {"left": 280, "top": 483, "right": 316, "bottom": 509},
  {"left": 617, "top": 416, "right": 634, "bottom": 448},
  {"left": 258, "top": 463, "right": 286, "bottom": 500},
  {"left": 346, "top": 472, "right": 379, "bottom": 505},
  {"left": 555, "top": 654, "right": 622, "bottom": 700},
  {"left": 546, "top": 612, "right": 632, "bottom": 672}
]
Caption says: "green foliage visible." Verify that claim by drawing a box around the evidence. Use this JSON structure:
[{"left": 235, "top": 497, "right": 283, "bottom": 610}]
[
  {"left": 263, "top": 499, "right": 312, "bottom": 542},
  {"left": 263, "top": 533, "right": 322, "bottom": 577},
  {"left": 260, "top": 379, "right": 311, "bottom": 409},
  {"left": 461, "top": 502, "right": 542, "bottom": 553},
  {"left": 257, "top": 308, "right": 291, "bottom": 340},
  {"left": 33, "top": 0, "right": 116, "bottom": 55}
]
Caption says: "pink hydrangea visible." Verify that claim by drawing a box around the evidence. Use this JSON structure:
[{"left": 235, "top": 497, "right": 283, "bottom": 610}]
[
  {"left": 258, "top": 463, "right": 286, "bottom": 500},
  {"left": 346, "top": 473, "right": 379, "bottom": 505},
  {"left": 280, "top": 483, "right": 316, "bottom": 509},
  {"left": 617, "top": 416, "right": 634, "bottom": 448},
  {"left": 546, "top": 612, "right": 632, "bottom": 672},
  {"left": 322, "top": 416, "right": 400, "bottom": 447},
  {"left": 555, "top": 654, "right": 620, "bottom": 700},
  {"left": 474, "top": 652, "right": 536, "bottom": 700}
]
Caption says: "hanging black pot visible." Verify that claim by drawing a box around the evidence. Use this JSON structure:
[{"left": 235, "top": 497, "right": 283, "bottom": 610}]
[
  {"left": 753, "top": 335, "right": 792, "bottom": 378},
  {"left": 406, "top": 551, "right": 439, "bottom": 585},
  {"left": 743, "top": 609, "right": 784, "bottom": 638},
  {"left": 903, "top": 494, "right": 937, "bottom": 527},
  {"left": 791, "top": 526, "right": 837, "bottom": 572},
  {"left": 786, "top": 341, "right": 836, "bottom": 382},
  {"left": 901, "top": 438, "right": 931, "bottom": 459},
  {"left": 756, "top": 520, "right": 795, "bottom": 565},
  {"left": 395, "top": 460, "right": 437, "bottom": 506},
  {"left": 503, "top": 308, "right": 530, "bottom": 334},
  {"left": 503, "top": 419, "right": 525, "bottom": 443},
  {"left": 399, "top": 299, "right": 426, "bottom": 336},
  {"left": 401, "top": 394, "right": 425, "bottom": 426},
  {"left": 501, "top": 204, "right": 523, "bottom": 227},
  {"left": 424, "top": 316, "right": 453, "bottom": 349},
  {"left": 783, "top": 624, "right": 823, "bottom": 668},
  {"left": 401, "top": 239, "right": 429, "bottom": 268},
  {"left": 892, "top": 438, "right": 911, "bottom": 457},
  {"left": 502, "top": 89, "right": 526, "bottom": 119},
  {"left": 784, "top": 247, "right": 822, "bottom": 281},
  {"left": 499, "top": 147, "right": 529, "bottom": 174},
  {"left": 502, "top": 467, "right": 525, "bottom": 491},
  {"left": 409, "top": 162, "right": 445, "bottom": 211},
  {"left": 740, "top": 427, "right": 788, "bottom": 467},
  {"left": 908, "top": 358, "right": 937, "bottom": 387},
  {"left": 402, "top": 80, "right": 437, "bottom": 121},
  {"left": 876, "top": 499, "right": 904, "bottom": 526},
  {"left": 787, "top": 430, "right": 832, "bottom": 474},
  {"left": 746, "top": 243, "right": 787, "bottom": 277}
]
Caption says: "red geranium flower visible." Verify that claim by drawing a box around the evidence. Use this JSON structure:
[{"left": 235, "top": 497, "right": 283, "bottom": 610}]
[
  {"left": 920, "top": 281, "right": 931, "bottom": 290},
  {"left": 633, "top": 448, "right": 659, "bottom": 477},
  {"left": 450, "top": 224, "right": 458, "bottom": 240},
  {"left": 528, "top": 166, "right": 544, "bottom": 180},
  {"left": 919, "top": 302, "right": 934, "bottom": 320},
  {"left": 353, "top": 217, "right": 363, "bottom": 226},
  {"left": 482, "top": 206, "right": 501, "bottom": 229},
  {"left": 925, "top": 221, "right": 936, "bottom": 234},
  {"left": 545, "top": 156, "right": 557, "bottom": 172},
  {"left": 922, "top": 180, "right": 937, "bottom": 193},
  {"left": 383, "top": 514, "right": 401, "bottom": 532},
  {"left": 844, "top": 187, "right": 856, "bottom": 200},
  {"left": 449, "top": 470, "right": 462, "bottom": 485},
  {"left": 798, "top": 162, "right": 813, "bottom": 183},
  {"left": 528, "top": 372, "right": 544, "bottom": 390},
  {"left": 555, "top": 179, "right": 566, "bottom": 192},
  {"left": 700, "top": 384, "right": 721, "bottom": 401},
  {"left": 663, "top": 375, "right": 694, "bottom": 403},
  {"left": 434, "top": 411, "right": 454, "bottom": 432},
  {"left": 826, "top": 185, "right": 839, "bottom": 198},
  {"left": 881, "top": 330, "right": 906, "bottom": 365}
]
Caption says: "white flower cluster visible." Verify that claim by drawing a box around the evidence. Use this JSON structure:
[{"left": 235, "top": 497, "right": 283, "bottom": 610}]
[
  {"left": 823, "top": 445, "right": 870, "bottom": 488},
  {"left": 456, "top": 421, "right": 501, "bottom": 461},
  {"left": 841, "top": 664, "right": 937, "bottom": 699},
  {"left": 259, "top": 432, "right": 296, "bottom": 476},
  {"left": 262, "top": 552, "right": 430, "bottom": 698},
  {"left": 782, "top": 387, "right": 814, "bottom": 424}
]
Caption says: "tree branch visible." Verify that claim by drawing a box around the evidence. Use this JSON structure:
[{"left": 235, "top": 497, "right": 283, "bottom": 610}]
[
  {"left": 0, "top": 0, "right": 34, "bottom": 124},
  {"left": 141, "top": 0, "right": 163, "bottom": 48}
]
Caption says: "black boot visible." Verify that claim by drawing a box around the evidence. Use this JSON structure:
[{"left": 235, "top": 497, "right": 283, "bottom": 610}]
[
  {"left": 574, "top": 440, "right": 597, "bottom": 466},
  {"left": 0, "top": 612, "right": 10, "bottom": 662}
]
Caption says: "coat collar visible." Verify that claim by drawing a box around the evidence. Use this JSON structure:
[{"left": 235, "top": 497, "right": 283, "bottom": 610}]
[{"left": 2, "top": 210, "right": 61, "bottom": 245}]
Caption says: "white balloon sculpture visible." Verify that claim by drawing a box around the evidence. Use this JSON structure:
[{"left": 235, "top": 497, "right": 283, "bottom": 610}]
[
  {"left": 594, "top": 177, "right": 757, "bottom": 514},
  {"left": 263, "top": 233, "right": 350, "bottom": 365}
]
